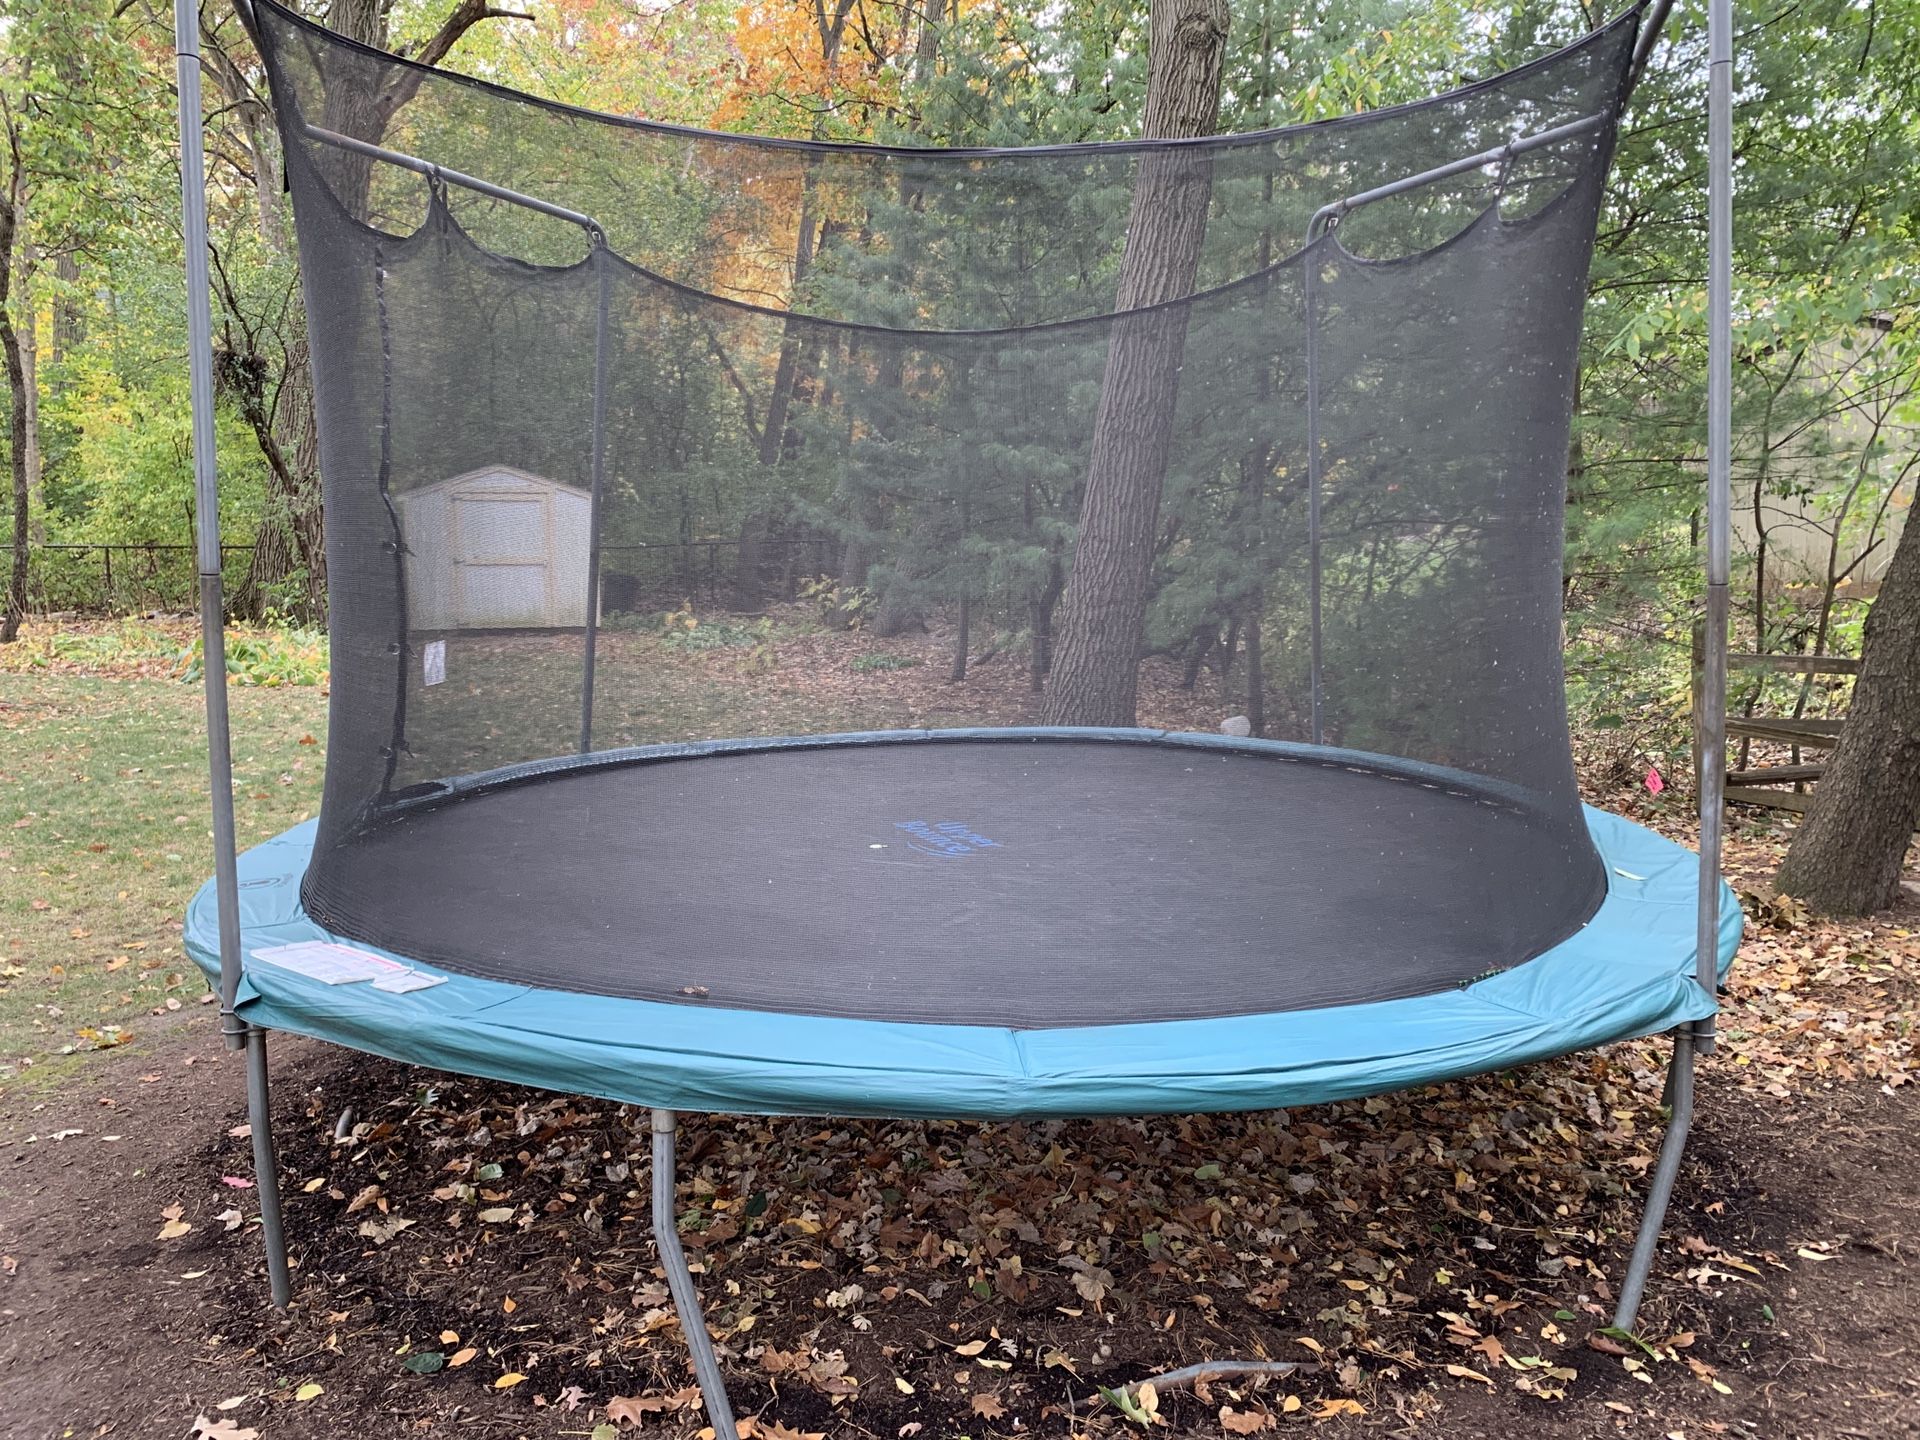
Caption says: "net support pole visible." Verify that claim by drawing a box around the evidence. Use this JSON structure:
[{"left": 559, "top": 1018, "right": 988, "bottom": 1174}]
[
  {"left": 579, "top": 242, "right": 611, "bottom": 753},
  {"left": 651, "top": 1111, "right": 740, "bottom": 1440},
  {"left": 175, "top": 0, "right": 291, "bottom": 1310},
  {"left": 1302, "top": 241, "right": 1326, "bottom": 746},
  {"left": 1696, "top": 0, "right": 1734, "bottom": 1055},
  {"left": 1612, "top": 0, "right": 1731, "bottom": 1333},
  {"left": 298, "top": 122, "right": 614, "bottom": 754}
]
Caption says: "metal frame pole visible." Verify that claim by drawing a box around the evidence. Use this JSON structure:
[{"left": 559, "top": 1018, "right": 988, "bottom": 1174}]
[
  {"left": 175, "top": 0, "right": 291, "bottom": 1309},
  {"left": 1628, "top": 0, "right": 1678, "bottom": 94},
  {"left": 651, "top": 1111, "right": 740, "bottom": 1439},
  {"left": 1302, "top": 241, "right": 1325, "bottom": 746},
  {"left": 244, "top": 1027, "right": 292, "bottom": 1305},
  {"left": 579, "top": 243, "right": 612, "bottom": 753},
  {"left": 1612, "top": 0, "right": 1732, "bottom": 1332},
  {"left": 1697, "top": 0, "right": 1734, "bottom": 1051},
  {"left": 1612, "top": 1031, "right": 1695, "bottom": 1328}
]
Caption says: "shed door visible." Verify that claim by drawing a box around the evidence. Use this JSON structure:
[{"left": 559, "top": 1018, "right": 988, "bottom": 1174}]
[{"left": 452, "top": 492, "right": 552, "bottom": 626}]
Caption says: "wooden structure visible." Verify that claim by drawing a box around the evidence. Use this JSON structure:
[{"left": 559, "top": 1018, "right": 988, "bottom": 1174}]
[{"left": 1702, "top": 644, "right": 1860, "bottom": 813}]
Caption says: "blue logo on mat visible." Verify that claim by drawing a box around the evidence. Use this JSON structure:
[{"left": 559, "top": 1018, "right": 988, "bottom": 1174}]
[{"left": 895, "top": 820, "right": 1001, "bottom": 859}]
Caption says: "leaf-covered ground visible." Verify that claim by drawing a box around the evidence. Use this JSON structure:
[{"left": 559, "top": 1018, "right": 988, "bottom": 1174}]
[
  {"left": 165, "top": 820, "right": 1908, "bottom": 1440},
  {"left": 1, "top": 616, "right": 1916, "bottom": 1438}
]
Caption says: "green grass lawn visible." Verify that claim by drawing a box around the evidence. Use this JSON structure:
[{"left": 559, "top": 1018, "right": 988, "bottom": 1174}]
[{"left": 0, "top": 670, "right": 328, "bottom": 1085}]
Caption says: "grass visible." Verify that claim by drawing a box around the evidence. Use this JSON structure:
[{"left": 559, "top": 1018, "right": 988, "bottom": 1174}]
[{"left": 0, "top": 670, "right": 328, "bottom": 1087}]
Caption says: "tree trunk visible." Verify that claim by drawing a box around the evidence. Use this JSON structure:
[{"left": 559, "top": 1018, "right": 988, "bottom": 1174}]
[
  {"left": 1774, "top": 511, "right": 1920, "bottom": 914},
  {"left": 219, "top": 310, "right": 326, "bottom": 621},
  {"left": 951, "top": 587, "right": 970, "bottom": 681},
  {"left": 1039, "top": 0, "right": 1229, "bottom": 727},
  {"left": 0, "top": 134, "right": 27, "bottom": 644},
  {"left": 1243, "top": 600, "right": 1264, "bottom": 733},
  {"left": 1028, "top": 551, "right": 1063, "bottom": 693},
  {"left": 15, "top": 238, "right": 40, "bottom": 542}
]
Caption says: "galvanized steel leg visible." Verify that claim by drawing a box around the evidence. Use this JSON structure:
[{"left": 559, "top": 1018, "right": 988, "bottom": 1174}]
[
  {"left": 245, "top": 1027, "right": 293, "bottom": 1308},
  {"left": 652, "top": 1110, "right": 739, "bottom": 1439},
  {"left": 1612, "top": 1032, "right": 1695, "bottom": 1333},
  {"left": 178, "top": 0, "right": 291, "bottom": 1315}
]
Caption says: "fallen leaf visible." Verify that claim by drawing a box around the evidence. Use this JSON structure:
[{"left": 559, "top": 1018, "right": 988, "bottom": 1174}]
[
  {"left": 607, "top": 1393, "right": 671, "bottom": 1423},
  {"left": 344, "top": 1184, "right": 382, "bottom": 1215},
  {"left": 293, "top": 1382, "right": 323, "bottom": 1402},
  {"left": 356, "top": 1215, "right": 415, "bottom": 1245},
  {"left": 1310, "top": 1399, "right": 1364, "bottom": 1418},
  {"left": 495, "top": 1372, "right": 526, "bottom": 1389},
  {"left": 190, "top": 1416, "right": 258, "bottom": 1440},
  {"left": 971, "top": 1392, "right": 1006, "bottom": 1419},
  {"left": 1220, "top": 1405, "right": 1269, "bottom": 1434}
]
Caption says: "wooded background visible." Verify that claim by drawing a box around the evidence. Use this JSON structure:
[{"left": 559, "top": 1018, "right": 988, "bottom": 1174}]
[{"left": 0, "top": 0, "right": 1914, "bottom": 901}]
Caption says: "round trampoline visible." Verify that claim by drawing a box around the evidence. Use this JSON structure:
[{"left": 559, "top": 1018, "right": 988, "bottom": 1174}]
[
  {"left": 175, "top": 0, "right": 1743, "bottom": 1410},
  {"left": 187, "top": 727, "right": 1736, "bottom": 1120},
  {"left": 304, "top": 731, "right": 1607, "bottom": 1028}
]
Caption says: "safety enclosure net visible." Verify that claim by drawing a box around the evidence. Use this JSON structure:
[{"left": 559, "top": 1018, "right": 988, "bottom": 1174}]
[{"left": 246, "top": 0, "right": 1641, "bottom": 1027}]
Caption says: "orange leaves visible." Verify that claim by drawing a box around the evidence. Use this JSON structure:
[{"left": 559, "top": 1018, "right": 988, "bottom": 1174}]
[{"left": 714, "top": 0, "right": 913, "bottom": 137}]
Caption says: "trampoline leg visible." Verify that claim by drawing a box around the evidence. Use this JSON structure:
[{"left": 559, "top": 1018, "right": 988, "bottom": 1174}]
[
  {"left": 245, "top": 1026, "right": 293, "bottom": 1309},
  {"left": 651, "top": 1110, "right": 739, "bottom": 1440},
  {"left": 1611, "top": 1031, "right": 1696, "bottom": 1333}
]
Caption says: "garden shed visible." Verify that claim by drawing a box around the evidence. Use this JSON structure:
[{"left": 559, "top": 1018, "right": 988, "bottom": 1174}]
[{"left": 395, "top": 465, "right": 594, "bottom": 630}]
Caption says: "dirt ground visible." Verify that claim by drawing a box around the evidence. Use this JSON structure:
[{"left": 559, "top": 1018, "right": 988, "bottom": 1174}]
[{"left": 2, "top": 1005, "right": 1915, "bottom": 1440}]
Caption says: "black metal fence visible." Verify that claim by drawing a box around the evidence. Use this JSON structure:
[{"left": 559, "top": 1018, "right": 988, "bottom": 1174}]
[
  {"left": 598, "top": 539, "right": 836, "bottom": 612},
  {"left": 0, "top": 543, "right": 258, "bottom": 616},
  {"left": 3, "top": 537, "right": 840, "bottom": 618}
]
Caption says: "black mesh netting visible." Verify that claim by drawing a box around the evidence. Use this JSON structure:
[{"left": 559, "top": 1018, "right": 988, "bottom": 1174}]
[{"left": 249, "top": 0, "right": 1638, "bottom": 1027}]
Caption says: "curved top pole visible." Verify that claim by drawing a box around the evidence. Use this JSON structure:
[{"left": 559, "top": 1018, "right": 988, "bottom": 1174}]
[
  {"left": 174, "top": 0, "right": 247, "bottom": 1050},
  {"left": 1627, "top": 0, "right": 1677, "bottom": 95}
]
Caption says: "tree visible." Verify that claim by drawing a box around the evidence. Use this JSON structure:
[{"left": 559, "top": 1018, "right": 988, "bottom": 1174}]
[
  {"left": 1039, "top": 0, "right": 1229, "bottom": 727},
  {"left": 160, "top": 0, "right": 531, "bottom": 620},
  {"left": 1773, "top": 510, "right": 1920, "bottom": 915},
  {"left": 1, "top": 0, "right": 147, "bottom": 643}
]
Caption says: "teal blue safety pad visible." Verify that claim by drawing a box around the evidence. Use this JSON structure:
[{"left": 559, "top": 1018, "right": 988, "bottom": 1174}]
[{"left": 185, "top": 803, "right": 1738, "bottom": 1120}]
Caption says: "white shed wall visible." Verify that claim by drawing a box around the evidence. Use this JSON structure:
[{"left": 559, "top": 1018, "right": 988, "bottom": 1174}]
[{"left": 396, "top": 467, "right": 594, "bottom": 629}]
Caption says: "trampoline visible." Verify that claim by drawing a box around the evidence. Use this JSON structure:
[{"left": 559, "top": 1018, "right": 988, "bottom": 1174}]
[
  {"left": 190, "top": 728, "right": 1734, "bottom": 1120},
  {"left": 172, "top": 0, "right": 1741, "bottom": 1430}
]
